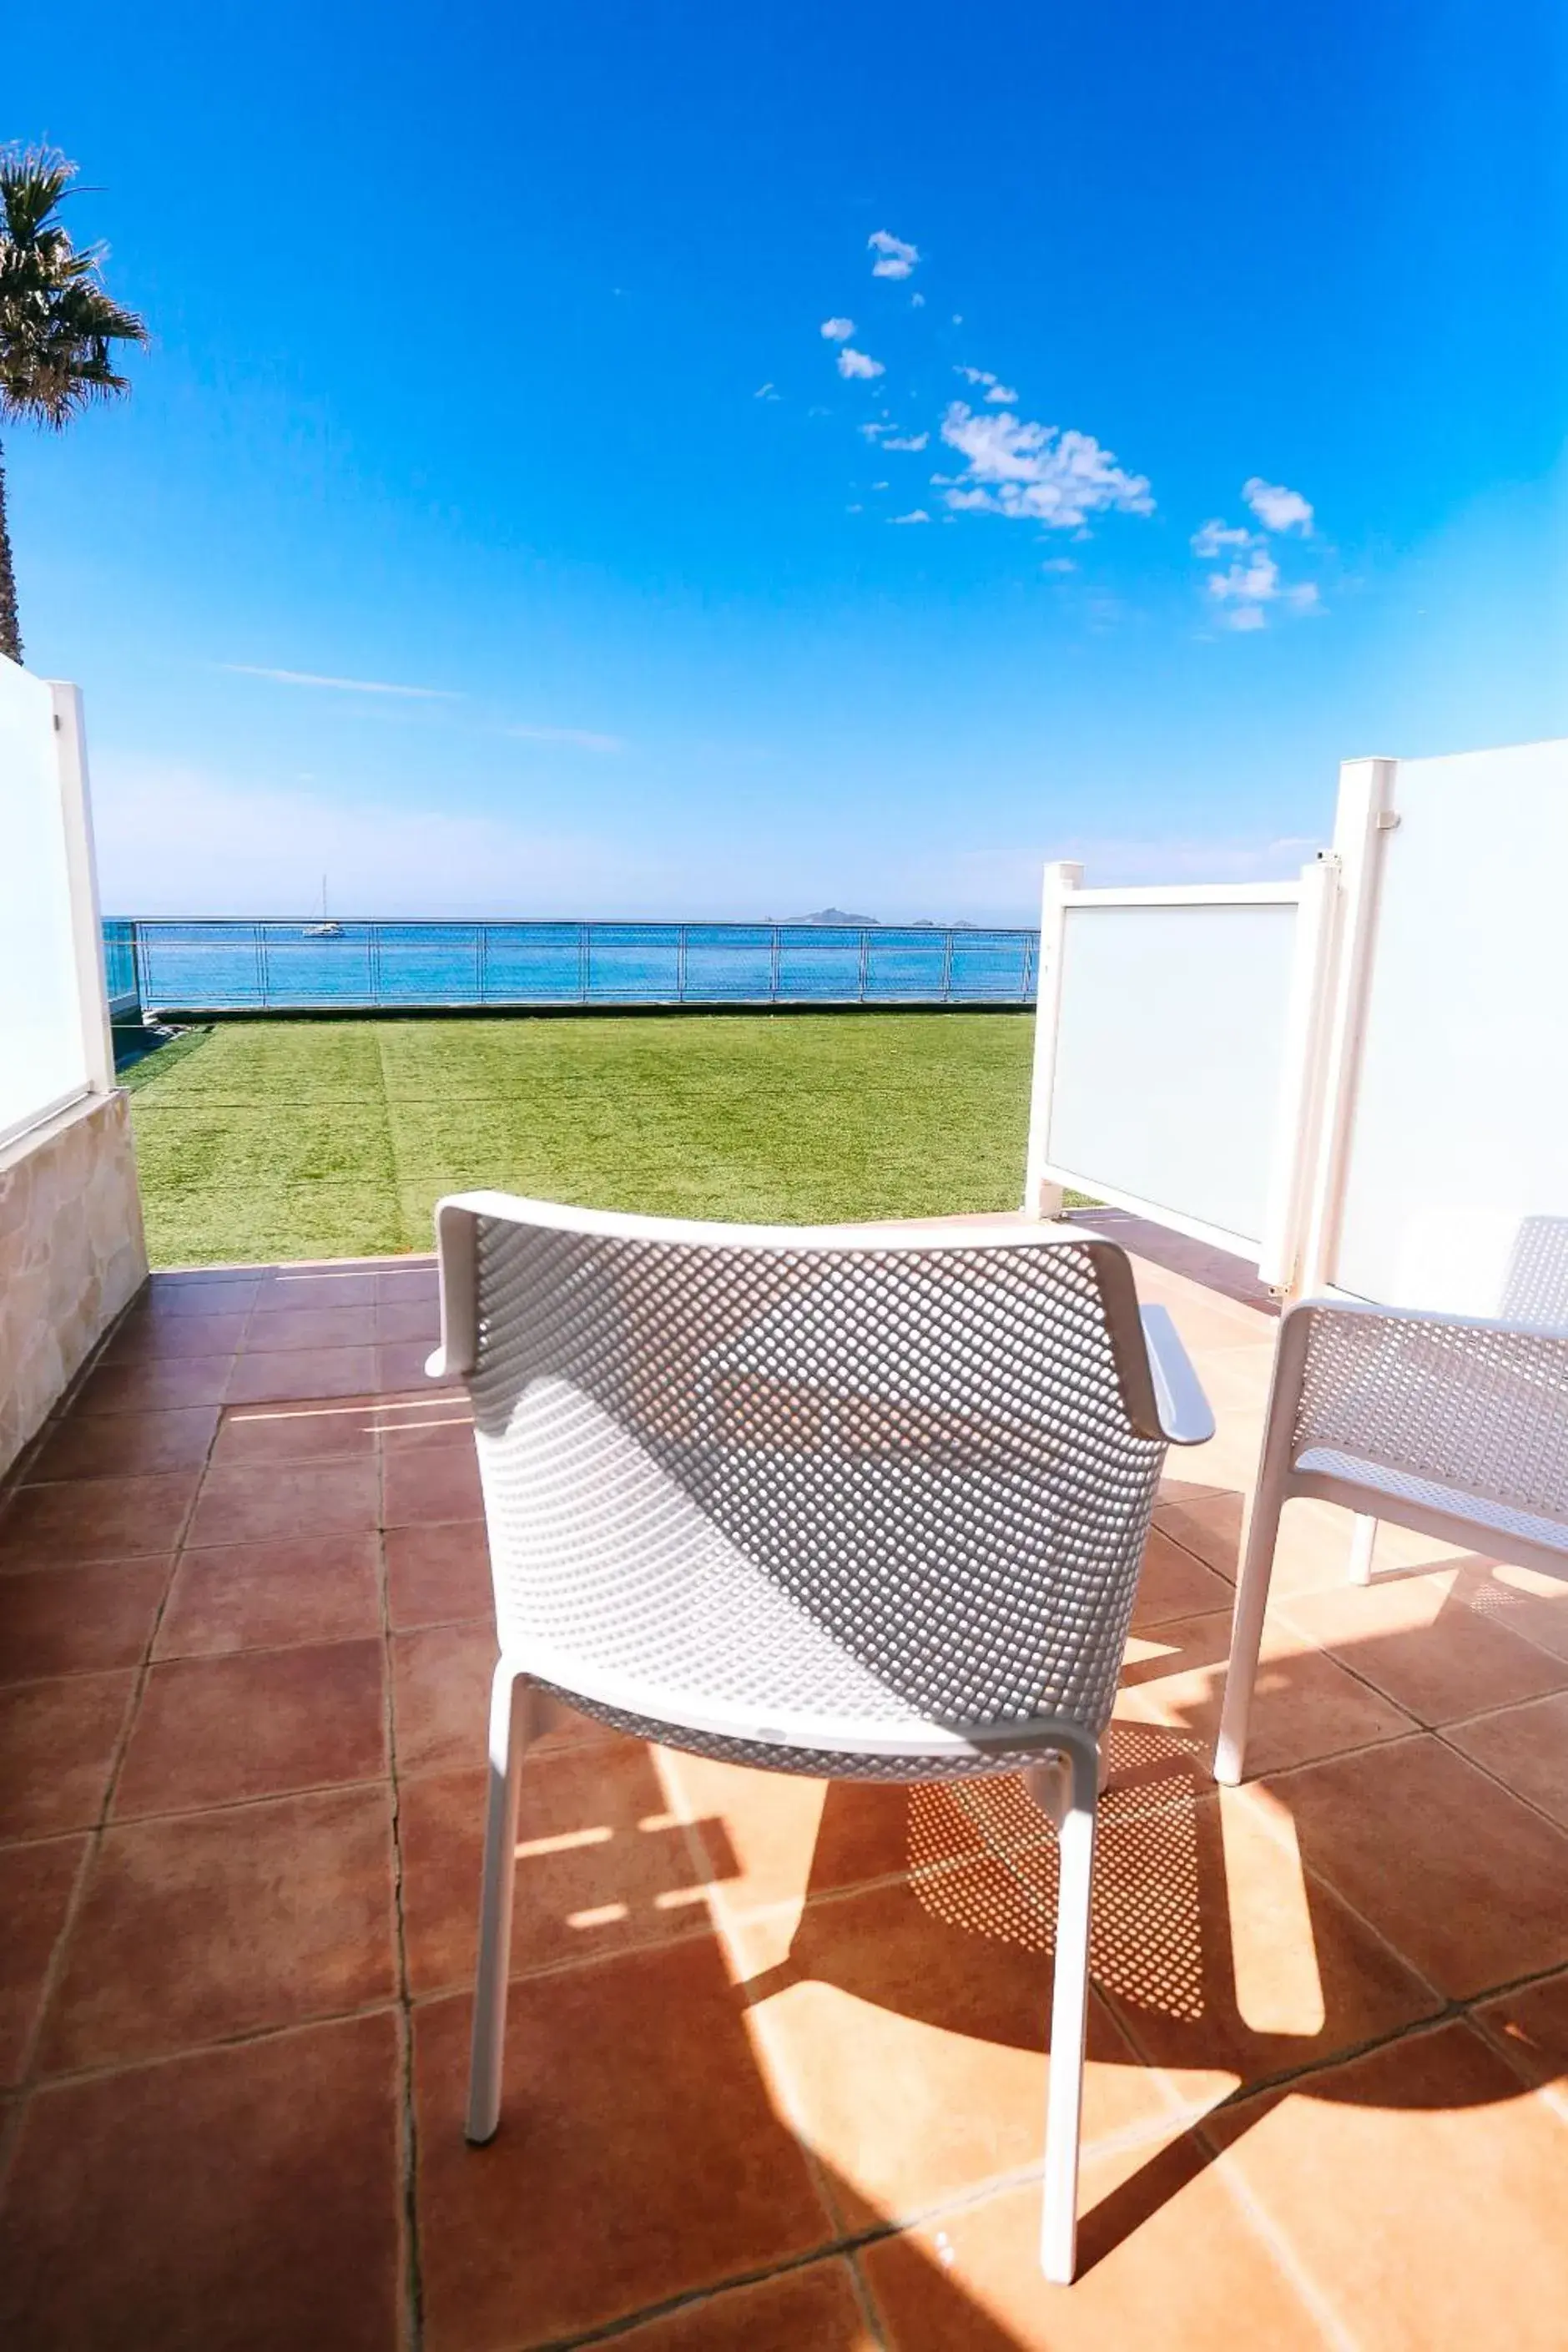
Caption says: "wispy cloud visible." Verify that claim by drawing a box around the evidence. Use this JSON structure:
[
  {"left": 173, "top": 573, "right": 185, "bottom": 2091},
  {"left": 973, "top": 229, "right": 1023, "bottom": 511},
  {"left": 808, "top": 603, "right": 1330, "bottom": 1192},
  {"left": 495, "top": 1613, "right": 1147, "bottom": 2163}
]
[
  {"left": 838, "top": 346, "right": 885, "bottom": 381},
  {"left": 507, "top": 724, "right": 627, "bottom": 753},
  {"left": 221, "top": 664, "right": 460, "bottom": 700},
  {"left": 1042, "top": 557, "right": 1076, "bottom": 573},
  {"left": 937, "top": 403, "right": 1154, "bottom": 528},
  {"left": 956, "top": 366, "right": 1019, "bottom": 404},
  {"left": 868, "top": 230, "right": 919, "bottom": 279},
  {"left": 754, "top": 381, "right": 781, "bottom": 401},
  {"left": 910, "top": 292, "right": 926, "bottom": 308},
  {"left": 819, "top": 316, "right": 855, "bottom": 341},
  {"left": 890, "top": 509, "right": 930, "bottom": 525},
  {"left": 882, "top": 431, "right": 930, "bottom": 452},
  {"left": 1244, "top": 477, "right": 1314, "bottom": 534},
  {"left": 1191, "top": 517, "right": 1255, "bottom": 558}
]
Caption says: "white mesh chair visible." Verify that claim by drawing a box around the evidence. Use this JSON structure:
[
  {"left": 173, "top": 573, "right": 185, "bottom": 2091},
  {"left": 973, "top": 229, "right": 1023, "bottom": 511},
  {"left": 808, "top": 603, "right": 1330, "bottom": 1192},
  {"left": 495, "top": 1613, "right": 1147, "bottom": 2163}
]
[
  {"left": 428, "top": 1193, "right": 1213, "bottom": 2284},
  {"left": 1215, "top": 1298, "right": 1568, "bottom": 1784}
]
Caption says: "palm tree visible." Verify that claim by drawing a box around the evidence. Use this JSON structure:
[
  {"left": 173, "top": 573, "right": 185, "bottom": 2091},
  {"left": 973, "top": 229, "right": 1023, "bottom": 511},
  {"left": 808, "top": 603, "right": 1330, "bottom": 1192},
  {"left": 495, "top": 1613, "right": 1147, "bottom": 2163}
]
[{"left": 0, "top": 146, "right": 147, "bottom": 664}]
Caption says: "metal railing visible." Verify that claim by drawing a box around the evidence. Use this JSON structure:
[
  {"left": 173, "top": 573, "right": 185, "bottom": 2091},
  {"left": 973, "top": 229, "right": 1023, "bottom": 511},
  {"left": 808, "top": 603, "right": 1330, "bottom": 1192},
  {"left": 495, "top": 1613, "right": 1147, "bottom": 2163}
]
[
  {"left": 102, "top": 919, "right": 140, "bottom": 1021},
  {"left": 108, "top": 919, "right": 1040, "bottom": 1013}
]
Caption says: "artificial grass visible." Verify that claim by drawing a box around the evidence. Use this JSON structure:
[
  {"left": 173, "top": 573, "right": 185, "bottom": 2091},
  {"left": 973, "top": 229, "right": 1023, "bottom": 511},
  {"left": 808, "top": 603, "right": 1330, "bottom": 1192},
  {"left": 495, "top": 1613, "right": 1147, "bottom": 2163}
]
[{"left": 125, "top": 1012, "right": 1038, "bottom": 1267}]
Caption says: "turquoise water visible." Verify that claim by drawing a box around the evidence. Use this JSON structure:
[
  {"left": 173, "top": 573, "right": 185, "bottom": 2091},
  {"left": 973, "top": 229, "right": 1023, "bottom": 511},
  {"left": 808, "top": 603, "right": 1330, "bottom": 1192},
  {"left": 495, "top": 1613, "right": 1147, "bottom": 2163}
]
[{"left": 110, "top": 919, "right": 1038, "bottom": 1012}]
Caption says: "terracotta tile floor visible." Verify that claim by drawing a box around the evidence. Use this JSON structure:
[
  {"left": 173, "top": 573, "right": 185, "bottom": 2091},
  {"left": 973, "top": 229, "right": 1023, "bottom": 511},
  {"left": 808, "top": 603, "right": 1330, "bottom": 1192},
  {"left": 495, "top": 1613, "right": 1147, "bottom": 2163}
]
[{"left": 3, "top": 1247, "right": 1568, "bottom": 2350}]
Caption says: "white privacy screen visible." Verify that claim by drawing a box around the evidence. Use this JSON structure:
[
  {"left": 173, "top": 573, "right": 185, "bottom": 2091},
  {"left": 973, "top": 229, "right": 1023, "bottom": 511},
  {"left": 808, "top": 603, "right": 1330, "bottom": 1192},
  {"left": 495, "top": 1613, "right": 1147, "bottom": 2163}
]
[
  {"left": 1334, "top": 739, "right": 1568, "bottom": 1313},
  {"left": 0, "top": 662, "right": 89, "bottom": 1148},
  {"left": 1046, "top": 903, "right": 1298, "bottom": 1249}
]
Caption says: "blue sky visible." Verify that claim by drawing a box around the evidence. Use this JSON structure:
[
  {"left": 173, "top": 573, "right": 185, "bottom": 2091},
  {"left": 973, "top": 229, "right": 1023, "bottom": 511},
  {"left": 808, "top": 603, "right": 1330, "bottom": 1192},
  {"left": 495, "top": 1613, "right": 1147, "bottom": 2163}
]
[{"left": 8, "top": 0, "right": 1565, "bottom": 918}]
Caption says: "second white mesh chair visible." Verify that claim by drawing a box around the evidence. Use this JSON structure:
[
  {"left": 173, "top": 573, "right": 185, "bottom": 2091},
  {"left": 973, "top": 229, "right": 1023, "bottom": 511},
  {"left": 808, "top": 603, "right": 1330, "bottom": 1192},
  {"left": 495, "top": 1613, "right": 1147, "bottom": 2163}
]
[
  {"left": 1215, "top": 1297, "right": 1568, "bottom": 1784},
  {"left": 429, "top": 1194, "right": 1213, "bottom": 2284}
]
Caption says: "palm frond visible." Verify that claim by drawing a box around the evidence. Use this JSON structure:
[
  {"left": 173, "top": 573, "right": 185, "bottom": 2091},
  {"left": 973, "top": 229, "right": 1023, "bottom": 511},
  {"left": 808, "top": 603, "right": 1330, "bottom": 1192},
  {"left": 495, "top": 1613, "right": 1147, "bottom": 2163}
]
[{"left": 0, "top": 144, "right": 147, "bottom": 429}]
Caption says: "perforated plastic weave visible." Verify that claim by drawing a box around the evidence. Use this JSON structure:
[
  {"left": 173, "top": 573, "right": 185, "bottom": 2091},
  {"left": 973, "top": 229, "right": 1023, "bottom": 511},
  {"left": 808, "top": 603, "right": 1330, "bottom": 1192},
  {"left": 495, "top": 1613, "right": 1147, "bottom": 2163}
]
[
  {"left": 1293, "top": 1309, "right": 1568, "bottom": 1527},
  {"left": 462, "top": 1214, "right": 1167, "bottom": 1778}
]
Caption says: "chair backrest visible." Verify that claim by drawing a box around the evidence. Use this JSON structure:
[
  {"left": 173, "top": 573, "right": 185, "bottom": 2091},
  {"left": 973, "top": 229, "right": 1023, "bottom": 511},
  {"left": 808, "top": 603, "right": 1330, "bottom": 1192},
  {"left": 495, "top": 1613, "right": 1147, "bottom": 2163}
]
[
  {"left": 1294, "top": 1305, "right": 1568, "bottom": 1523},
  {"left": 1500, "top": 1216, "right": 1568, "bottom": 1331},
  {"left": 435, "top": 1196, "right": 1172, "bottom": 1744}
]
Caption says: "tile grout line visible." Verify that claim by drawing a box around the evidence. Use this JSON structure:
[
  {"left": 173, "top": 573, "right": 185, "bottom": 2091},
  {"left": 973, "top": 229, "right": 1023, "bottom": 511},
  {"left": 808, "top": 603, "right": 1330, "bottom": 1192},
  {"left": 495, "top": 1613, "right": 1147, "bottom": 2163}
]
[
  {"left": 5, "top": 1359, "right": 233, "bottom": 2140},
  {"left": 376, "top": 1418, "right": 427, "bottom": 2352}
]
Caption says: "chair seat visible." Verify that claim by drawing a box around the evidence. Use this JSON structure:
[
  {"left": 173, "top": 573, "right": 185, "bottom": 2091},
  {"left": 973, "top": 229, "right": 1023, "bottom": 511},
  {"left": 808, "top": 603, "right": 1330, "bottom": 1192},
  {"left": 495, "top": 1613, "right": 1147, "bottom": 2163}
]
[{"left": 1294, "top": 1445, "right": 1568, "bottom": 1571}]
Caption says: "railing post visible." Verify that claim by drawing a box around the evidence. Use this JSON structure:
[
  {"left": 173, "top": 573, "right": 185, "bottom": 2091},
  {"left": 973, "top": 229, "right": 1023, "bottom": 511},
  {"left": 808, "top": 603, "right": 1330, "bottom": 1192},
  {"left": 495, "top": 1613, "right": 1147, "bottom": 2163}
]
[
  {"left": 678, "top": 925, "right": 688, "bottom": 1003},
  {"left": 476, "top": 924, "right": 488, "bottom": 1003},
  {"left": 255, "top": 921, "right": 270, "bottom": 1009},
  {"left": 1021, "top": 861, "right": 1083, "bottom": 1219},
  {"left": 857, "top": 929, "right": 870, "bottom": 1002},
  {"left": 769, "top": 925, "right": 780, "bottom": 1002},
  {"left": 940, "top": 927, "right": 955, "bottom": 1003},
  {"left": 578, "top": 923, "right": 589, "bottom": 1002}
]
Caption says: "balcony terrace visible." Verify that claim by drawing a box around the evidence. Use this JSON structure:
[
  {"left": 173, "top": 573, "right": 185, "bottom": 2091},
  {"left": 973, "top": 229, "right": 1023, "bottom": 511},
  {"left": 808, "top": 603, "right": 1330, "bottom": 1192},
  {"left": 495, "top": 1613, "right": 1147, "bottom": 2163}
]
[{"left": 3, "top": 1233, "right": 1566, "bottom": 2351}]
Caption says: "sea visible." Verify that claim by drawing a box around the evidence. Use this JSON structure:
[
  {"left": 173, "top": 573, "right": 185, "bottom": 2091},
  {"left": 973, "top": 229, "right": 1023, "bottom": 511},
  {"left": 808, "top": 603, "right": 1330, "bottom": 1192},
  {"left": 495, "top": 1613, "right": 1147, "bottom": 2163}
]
[{"left": 105, "top": 919, "right": 1039, "bottom": 1016}]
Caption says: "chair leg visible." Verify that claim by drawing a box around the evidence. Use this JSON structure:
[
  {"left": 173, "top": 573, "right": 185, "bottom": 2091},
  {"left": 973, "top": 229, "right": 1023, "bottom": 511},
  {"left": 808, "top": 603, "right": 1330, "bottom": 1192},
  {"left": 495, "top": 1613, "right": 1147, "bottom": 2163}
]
[
  {"left": 1213, "top": 1472, "right": 1287, "bottom": 1787},
  {"left": 465, "top": 1664, "right": 535, "bottom": 2144},
  {"left": 1040, "top": 1742, "right": 1098, "bottom": 2286},
  {"left": 1346, "top": 1513, "right": 1379, "bottom": 1585}
]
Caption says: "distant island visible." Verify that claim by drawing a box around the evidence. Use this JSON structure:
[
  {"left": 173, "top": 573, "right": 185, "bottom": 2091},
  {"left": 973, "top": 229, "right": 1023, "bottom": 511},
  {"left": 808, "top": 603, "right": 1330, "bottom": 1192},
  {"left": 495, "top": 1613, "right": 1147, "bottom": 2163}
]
[
  {"left": 779, "top": 909, "right": 977, "bottom": 929},
  {"left": 784, "top": 908, "right": 880, "bottom": 926}
]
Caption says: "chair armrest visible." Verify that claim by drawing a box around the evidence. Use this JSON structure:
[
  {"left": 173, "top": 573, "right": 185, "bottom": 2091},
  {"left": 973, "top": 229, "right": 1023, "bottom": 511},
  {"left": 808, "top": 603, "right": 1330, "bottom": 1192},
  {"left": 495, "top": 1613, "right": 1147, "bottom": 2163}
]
[{"left": 1138, "top": 1306, "right": 1216, "bottom": 1446}]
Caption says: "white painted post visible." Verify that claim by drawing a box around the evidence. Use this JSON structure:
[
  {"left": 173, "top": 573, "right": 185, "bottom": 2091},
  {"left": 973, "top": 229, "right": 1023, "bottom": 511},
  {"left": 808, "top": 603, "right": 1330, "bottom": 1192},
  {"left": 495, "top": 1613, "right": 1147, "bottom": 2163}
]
[
  {"left": 49, "top": 683, "right": 116, "bottom": 1098},
  {"left": 1295, "top": 756, "right": 1399, "bottom": 1582},
  {"left": 1295, "top": 757, "right": 1399, "bottom": 1295},
  {"left": 1021, "top": 861, "right": 1083, "bottom": 1220},
  {"left": 1256, "top": 855, "right": 1342, "bottom": 1295}
]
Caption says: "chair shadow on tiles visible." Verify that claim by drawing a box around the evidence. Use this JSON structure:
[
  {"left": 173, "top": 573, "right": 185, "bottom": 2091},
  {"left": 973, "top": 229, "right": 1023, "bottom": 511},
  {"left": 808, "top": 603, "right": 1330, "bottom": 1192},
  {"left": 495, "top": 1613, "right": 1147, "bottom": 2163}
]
[{"left": 726, "top": 1531, "right": 1568, "bottom": 2281}]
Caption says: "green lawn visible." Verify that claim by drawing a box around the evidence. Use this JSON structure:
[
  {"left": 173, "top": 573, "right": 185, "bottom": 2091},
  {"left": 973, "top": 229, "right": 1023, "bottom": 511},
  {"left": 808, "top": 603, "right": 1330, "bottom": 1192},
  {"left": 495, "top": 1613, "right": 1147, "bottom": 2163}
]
[{"left": 124, "top": 1012, "right": 1037, "bottom": 1267}]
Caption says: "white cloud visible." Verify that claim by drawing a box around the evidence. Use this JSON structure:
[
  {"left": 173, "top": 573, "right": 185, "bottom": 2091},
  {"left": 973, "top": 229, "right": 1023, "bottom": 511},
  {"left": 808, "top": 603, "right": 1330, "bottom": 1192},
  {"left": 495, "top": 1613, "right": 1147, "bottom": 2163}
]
[
  {"left": 868, "top": 229, "right": 919, "bottom": 278},
  {"left": 1191, "top": 517, "right": 1255, "bottom": 559},
  {"left": 937, "top": 402, "right": 1154, "bottom": 528},
  {"left": 837, "top": 346, "right": 885, "bottom": 380},
  {"left": 220, "top": 665, "right": 460, "bottom": 700},
  {"left": 882, "top": 431, "right": 930, "bottom": 452},
  {"left": 891, "top": 509, "right": 930, "bottom": 525},
  {"left": 819, "top": 316, "right": 855, "bottom": 341},
  {"left": 754, "top": 381, "right": 781, "bottom": 401},
  {"left": 870, "top": 480, "right": 890, "bottom": 491},
  {"left": 910, "top": 292, "right": 925, "bottom": 308},
  {"left": 507, "top": 724, "right": 626, "bottom": 753},
  {"left": 1204, "top": 548, "right": 1321, "bottom": 630},
  {"left": 956, "top": 366, "right": 1019, "bottom": 404},
  {"left": 1042, "top": 557, "right": 1076, "bottom": 573},
  {"left": 1243, "top": 477, "right": 1314, "bottom": 534}
]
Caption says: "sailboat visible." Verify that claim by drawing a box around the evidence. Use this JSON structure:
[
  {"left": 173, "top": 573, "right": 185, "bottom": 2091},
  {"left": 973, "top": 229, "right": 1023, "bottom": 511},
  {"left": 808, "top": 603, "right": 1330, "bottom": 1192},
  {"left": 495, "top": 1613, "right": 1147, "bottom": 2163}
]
[{"left": 302, "top": 876, "right": 344, "bottom": 938}]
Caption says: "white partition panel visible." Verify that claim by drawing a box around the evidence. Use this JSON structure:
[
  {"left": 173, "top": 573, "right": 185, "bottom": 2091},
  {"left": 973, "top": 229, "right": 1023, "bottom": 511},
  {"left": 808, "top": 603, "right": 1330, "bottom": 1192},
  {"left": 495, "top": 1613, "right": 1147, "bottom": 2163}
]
[
  {"left": 0, "top": 661, "right": 112, "bottom": 1151},
  {"left": 1044, "top": 899, "right": 1300, "bottom": 1251},
  {"left": 1328, "top": 739, "right": 1568, "bottom": 1312}
]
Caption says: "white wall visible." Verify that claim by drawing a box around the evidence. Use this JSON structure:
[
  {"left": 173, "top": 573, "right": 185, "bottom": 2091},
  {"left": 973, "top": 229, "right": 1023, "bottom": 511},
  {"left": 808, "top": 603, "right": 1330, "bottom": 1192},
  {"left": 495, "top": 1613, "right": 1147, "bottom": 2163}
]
[
  {"left": 0, "top": 659, "right": 104, "bottom": 1148},
  {"left": 1332, "top": 739, "right": 1568, "bottom": 1312}
]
